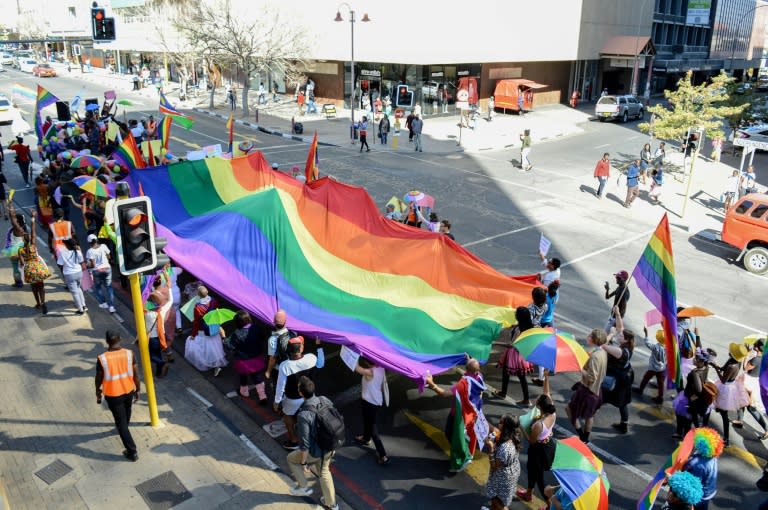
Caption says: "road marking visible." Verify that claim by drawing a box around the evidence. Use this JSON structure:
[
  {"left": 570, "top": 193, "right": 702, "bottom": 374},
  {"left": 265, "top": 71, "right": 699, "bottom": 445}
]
[
  {"left": 404, "top": 410, "right": 544, "bottom": 508},
  {"left": 238, "top": 433, "right": 279, "bottom": 470},
  {"left": 676, "top": 300, "right": 766, "bottom": 335},
  {"left": 559, "top": 228, "right": 657, "bottom": 268},
  {"left": 170, "top": 135, "right": 200, "bottom": 149},
  {"left": 594, "top": 143, "right": 611, "bottom": 149},
  {"left": 462, "top": 219, "right": 557, "bottom": 247},
  {"left": 186, "top": 387, "right": 213, "bottom": 408}
]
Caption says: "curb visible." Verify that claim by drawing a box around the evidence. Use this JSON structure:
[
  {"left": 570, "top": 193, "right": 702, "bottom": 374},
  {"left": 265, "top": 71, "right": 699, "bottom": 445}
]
[{"left": 192, "top": 107, "right": 340, "bottom": 147}]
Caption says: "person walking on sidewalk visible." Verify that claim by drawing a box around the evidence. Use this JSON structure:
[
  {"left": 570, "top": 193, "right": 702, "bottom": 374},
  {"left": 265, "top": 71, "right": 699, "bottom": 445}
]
[
  {"left": 623, "top": 159, "right": 641, "bottom": 208},
  {"left": 593, "top": 152, "right": 611, "bottom": 198},
  {"left": 57, "top": 238, "right": 88, "bottom": 315},
  {"left": 96, "top": 330, "right": 140, "bottom": 462},
  {"left": 353, "top": 357, "right": 390, "bottom": 465},
  {"left": 86, "top": 234, "right": 116, "bottom": 313},
  {"left": 520, "top": 130, "right": 532, "bottom": 171},
  {"left": 144, "top": 306, "right": 170, "bottom": 379},
  {"left": 359, "top": 116, "right": 370, "bottom": 152},
  {"left": 227, "top": 87, "right": 237, "bottom": 111},
  {"left": 379, "top": 114, "right": 390, "bottom": 145},
  {"left": 258, "top": 82, "right": 267, "bottom": 105},
  {"left": 12, "top": 207, "right": 51, "bottom": 310},
  {"left": 723, "top": 169, "right": 740, "bottom": 211},
  {"left": 287, "top": 376, "right": 340, "bottom": 510},
  {"left": 412, "top": 115, "right": 424, "bottom": 152},
  {"left": 8, "top": 136, "right": 33, "bottom": 188},
  {"left": 487, "top": 96, "right": 495, "bottom": 121},
  {"left": 406, "top": 111, "right": 415, "bottom": 142},
  {"left": 3, "top": 203, "right": 26, "bottom": 287}
]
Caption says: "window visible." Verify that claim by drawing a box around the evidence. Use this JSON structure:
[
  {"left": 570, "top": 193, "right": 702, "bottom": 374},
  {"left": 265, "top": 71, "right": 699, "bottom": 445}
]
[
  {"left": 736, "top": 200, "right": 754, "bottom": 214},
  {"left": 751, "top": 205, "right": 768, "bottom": 218},
  {"left": 619, "top": 98, "right": 627, "bottom": 104}
]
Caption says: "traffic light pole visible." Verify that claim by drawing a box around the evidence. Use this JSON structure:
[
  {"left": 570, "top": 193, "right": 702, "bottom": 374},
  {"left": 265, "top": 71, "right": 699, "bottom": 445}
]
[{"left": 128, "top": 272, "right": 162, "bottom": 427}]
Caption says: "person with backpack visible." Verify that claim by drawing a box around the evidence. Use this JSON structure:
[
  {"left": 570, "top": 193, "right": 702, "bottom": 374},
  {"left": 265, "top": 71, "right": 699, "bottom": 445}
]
[
  {"left": 674, "top": 348, "right": 718, "bottom": 439},
  {"left": 287, "top": 375, "right": 341, "bottom": 510},
  {"left": 634, "top": 326, "right": 667, "bottom": 404},
  {"left": 274, "top": 336, "right": 325, "bottom": 450},
  {"left": 265, "top": 309, "right": 296, "bottom": 383}
]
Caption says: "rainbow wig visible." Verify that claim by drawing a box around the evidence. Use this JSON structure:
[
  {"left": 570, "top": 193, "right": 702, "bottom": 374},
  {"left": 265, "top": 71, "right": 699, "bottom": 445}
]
[
  {"left": 668, "top": 471, "right": 704, "bottom": 505},
  {"left": 693, "top": 427, "right": 724, "bottom": 458}
]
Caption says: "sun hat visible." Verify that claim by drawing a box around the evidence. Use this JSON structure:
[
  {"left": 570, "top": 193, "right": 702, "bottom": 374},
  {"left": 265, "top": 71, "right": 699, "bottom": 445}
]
[{"left": 729, "top": 342, "right": 748, "bottom": 362}]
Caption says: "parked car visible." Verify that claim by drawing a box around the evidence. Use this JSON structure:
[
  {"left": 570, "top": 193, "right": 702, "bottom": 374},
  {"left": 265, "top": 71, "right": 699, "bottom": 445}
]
[
  {"left": 12, "top": 50, "right": 35, "bottom": 69},
  {"left": 0, "top": 95, "right": 15, "bottom": 124},
  {"left": 421, "top": 81, "right": 455, "bottom": 102},
  {"left": 735, "top": 124, "right": 768, "bottom": 144},
  {"left": 0, "top": 52, "right": 13, "bottom": 66},
  {"left": 595, "top": 94, "right": 644, "bottom": 123},
  {"left": 722, "top": 194, "right": 768, "bottom": 274},
  {"left": 18, "top": 58, "right": 37, "bottom": 73},
  {"left": 32, "top": 63, "right": 57, "bottom": 77}
]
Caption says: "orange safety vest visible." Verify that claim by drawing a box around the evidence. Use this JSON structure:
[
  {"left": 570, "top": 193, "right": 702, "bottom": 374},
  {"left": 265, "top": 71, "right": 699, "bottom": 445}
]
[
  {"left": 98, "top": 349, "right": 136, "bottom": 397},
  {"left": 50, "top": 221, "right": 72, "bottom": 252}
]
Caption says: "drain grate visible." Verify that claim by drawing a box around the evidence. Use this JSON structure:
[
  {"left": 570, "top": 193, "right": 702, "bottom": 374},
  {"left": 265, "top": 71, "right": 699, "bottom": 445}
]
[
  {"left": 34, "top": 459, "right": 73, "bottom": 485},
  {"left": 34, "top": 315, "right": 68, "bottom": 331},
  {"left": 135, "top": 471, "right": 193, "bottom": 510}
]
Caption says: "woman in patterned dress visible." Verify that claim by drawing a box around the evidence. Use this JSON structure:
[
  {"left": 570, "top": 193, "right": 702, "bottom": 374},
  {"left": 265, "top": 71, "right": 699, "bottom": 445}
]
[
  {"left": 3, "top": 203, "right": 27, "bottom": 287},
  {"left": 16, "top": 208, "right": 51, "bottom": 313},
  {"left": 483, "top": 414, "right": 522, "bottom": 510}
]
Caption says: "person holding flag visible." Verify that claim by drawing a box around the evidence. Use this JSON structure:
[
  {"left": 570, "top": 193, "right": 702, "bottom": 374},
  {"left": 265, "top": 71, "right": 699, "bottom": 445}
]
[{"left": 424, "top": 355, "right": 487, "bottom": 473}]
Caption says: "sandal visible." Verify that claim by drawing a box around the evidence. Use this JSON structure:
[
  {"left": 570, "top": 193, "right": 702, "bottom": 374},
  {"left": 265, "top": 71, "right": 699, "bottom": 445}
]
[
  {"left": 354, "top": 435, "right": 371, "bottom": 446},
  {"left": 516, "top": 488, "right": 532, "bottom": 502},
  {"left": 759, "top": 431, "right": 768, "bottom": 441}
]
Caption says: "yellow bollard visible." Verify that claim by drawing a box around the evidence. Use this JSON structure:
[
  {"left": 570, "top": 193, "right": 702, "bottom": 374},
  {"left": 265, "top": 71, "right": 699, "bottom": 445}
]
[{"left": 129, "top": 273, "right": 161, "bottom": 427}]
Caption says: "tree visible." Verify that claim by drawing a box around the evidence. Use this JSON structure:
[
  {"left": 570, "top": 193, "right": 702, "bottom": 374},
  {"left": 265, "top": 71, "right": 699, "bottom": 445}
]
[
  {"left": 176, "top": 0, "right": 310, "bottom": 116},
  {"left": 639, "top": 71, "right": 747, "bottom": 142}
]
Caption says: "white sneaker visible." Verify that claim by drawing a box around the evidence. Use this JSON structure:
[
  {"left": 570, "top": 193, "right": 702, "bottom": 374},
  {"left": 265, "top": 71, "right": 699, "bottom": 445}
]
[
  {"left": 320, "top": 496, "right": 339, "bottom": 510},
  {"left": 108, "top": 306, "right": 116, "bottom": 313},
  {"left": 213, "top": 367, "right": 222, "bottom": 377},
  {"left": 99, "top": 303, "right": 109, "bottom": 309},
  {"left": 289, "top": 485, "right": 313, "bottom": 497}
]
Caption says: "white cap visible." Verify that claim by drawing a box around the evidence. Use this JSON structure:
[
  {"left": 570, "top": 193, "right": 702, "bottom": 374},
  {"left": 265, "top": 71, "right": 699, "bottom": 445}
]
[{"left": 87, "top": 234, "right": 97, "bottom": 243}]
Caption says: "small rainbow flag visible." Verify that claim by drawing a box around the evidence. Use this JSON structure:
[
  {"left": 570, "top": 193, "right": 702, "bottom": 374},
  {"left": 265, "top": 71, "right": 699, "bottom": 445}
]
[
  {"left": 35, "top": 85, "right": 59, "bottom": 144},
  {"left": 304, "top": 131, "right": 320, "bottom": 183},
  {"left": 157, "top": 116, "right": 173, "bottom": 150},
  {"left": 632, "top": 213, "right": 682, "bottom": 388},
  {"left": 12, "top": 83, "right": 36, "bottom": 101},
  {"left": 636, "top": 428, "right": 695, "bottom": 509},
  {"left": 159, "top": 92, "right": 181, "bottom": 116},
  {"left": 112, "top": 132, "right": 147, "bottom": 169}
]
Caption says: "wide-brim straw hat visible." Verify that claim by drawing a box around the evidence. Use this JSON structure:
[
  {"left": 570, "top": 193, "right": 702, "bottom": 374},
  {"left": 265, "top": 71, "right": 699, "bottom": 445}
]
[{"left": 729, "top": 342, "right": 748, "bottom": 362}]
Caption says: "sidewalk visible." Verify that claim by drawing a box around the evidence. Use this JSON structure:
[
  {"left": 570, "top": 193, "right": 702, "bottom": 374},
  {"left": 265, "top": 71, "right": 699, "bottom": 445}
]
[{"left": 0, "top": 257, "right": 327, "bottom": 509}]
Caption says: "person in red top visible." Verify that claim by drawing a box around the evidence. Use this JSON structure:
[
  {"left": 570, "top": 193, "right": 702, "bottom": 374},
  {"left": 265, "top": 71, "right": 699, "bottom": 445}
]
[
  {"left": 41, "top": 116, "right": 53, "bottom": 138},
  {"left": 9, "top": 136, "right": 33, "bottom": 187},
  {"left": 593, "top": 152, "right": 611, "bottom": 199}
]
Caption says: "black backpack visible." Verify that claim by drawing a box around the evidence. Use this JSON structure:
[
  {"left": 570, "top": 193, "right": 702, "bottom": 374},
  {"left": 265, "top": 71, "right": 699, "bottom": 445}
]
[{"left": 306, "top": 397, "right": 345, "bottom": 452}]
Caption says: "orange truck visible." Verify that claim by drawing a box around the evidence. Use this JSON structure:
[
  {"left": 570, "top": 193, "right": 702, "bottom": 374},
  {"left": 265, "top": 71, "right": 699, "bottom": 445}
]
[{"left": 721, "top": 193, "right": 768, "bottom": 274}]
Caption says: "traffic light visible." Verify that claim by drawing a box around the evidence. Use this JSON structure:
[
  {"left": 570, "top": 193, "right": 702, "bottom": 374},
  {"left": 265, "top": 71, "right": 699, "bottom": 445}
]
[
  {"left": 395, "top": 85, "right": 414, "bottom": 108},
  {"left": 113, "top": 197, "right": 168, "bottom": 275},
  {"left": 92, "top": 8, "right": 106, "bottom": 40}
]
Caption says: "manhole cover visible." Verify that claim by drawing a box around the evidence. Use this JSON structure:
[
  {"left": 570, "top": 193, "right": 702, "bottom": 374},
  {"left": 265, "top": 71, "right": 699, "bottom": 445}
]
[
  {"left": 34, "top": 315, "right": 68, "bottom": 331},
  {"left": 35, "top": 459, "right": 73, "bottom": 485},
  {"left": 135, "top": 471, "right": 193, "bottom": 510}
]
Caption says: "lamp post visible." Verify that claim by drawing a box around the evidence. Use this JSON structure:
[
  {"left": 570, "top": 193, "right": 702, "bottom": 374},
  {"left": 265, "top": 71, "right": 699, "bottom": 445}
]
[
  {"left": 630, "top": 0, "right": 652, "bottom": 96},
  {"left": 729, "top": 4, "right": 768, "bottom": 75},
  {"left": 335, "top": 3, "right": 370, "bottom": 143}
]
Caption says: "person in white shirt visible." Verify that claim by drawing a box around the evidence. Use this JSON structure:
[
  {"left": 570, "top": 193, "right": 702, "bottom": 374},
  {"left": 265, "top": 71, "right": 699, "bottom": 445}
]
[
  {"left": 537, "top": 255, "right": 562, "bottom": 286},
  {"left": 354, "top": 357, "right": 389, "bottom": 465},
  {"left": 86, "top": 234, "right": 115, "bottom": 312},
  {"left": 57, "top": 238, "right": 87, "bottom": 314},
  {"left": 724, "top": 169, "right": 741, "bottom": 211}
]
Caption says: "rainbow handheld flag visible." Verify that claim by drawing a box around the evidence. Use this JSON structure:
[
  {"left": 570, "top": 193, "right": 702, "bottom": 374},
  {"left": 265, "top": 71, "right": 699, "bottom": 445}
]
[
  {"left": 632, "top": 213, "right": 682, "bottom": 388},
  {"left": 159, "top": 92, "right": 181, "bottom": 116},
  {"left": 305, "top": 131, "right": 319, "bottom": 183},
  {"left": 112, "top": 132, "right": 147, "bottom": 169},
  {"left": 34, "top": 85, "right": 59, "bottom": 144},
  {"left": 157, "top": 116, "right": 173, "bottom": 150},
  {"left": 636, "top": 428, "right": 695, "bottom": 509},
  {"left": 226, "top": 113, "right": 234, "bottom": 154},
  {"left": 125, "top": 153, "right": 541, "bottom": 379}
]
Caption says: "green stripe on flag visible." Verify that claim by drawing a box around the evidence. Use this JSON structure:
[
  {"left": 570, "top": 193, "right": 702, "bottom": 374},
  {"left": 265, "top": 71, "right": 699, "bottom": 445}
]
[
  {"left": 170, "top": 114, "right": 194, "bottom": 130},
  {"left": 450, "top": 394, "right": 472, "bottom": 471}
]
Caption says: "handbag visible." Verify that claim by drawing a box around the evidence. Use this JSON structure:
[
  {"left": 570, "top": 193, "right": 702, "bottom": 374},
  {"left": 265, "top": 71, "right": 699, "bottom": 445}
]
[{"left": 601, "top": 375, "right": 617, "bottom": 392}]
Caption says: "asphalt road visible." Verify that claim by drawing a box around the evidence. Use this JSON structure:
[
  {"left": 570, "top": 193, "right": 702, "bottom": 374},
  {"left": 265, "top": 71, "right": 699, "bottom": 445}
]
[{"left": 1, "top": 68, "right": 766, "bottom": 509}]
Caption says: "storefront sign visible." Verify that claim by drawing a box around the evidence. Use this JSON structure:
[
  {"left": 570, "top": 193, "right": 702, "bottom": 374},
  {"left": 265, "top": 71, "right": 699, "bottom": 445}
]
[
  {"left": 609, "top": 58, "right": 645, "bottom": 69},
  {"left": 360, "top": 69, "right": 381, "bottom": 77},
  {"left": 458, "top": 70, "right": 470, "bottom": 76},
  {"left": 686, "top": 0, "right": 711, "bottom": 25},
  {"left": 431, "top": 71, "right": 444, "bottom": 77}
]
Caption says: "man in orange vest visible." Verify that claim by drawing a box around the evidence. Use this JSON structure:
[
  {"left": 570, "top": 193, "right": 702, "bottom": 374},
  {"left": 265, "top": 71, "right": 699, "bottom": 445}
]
[
  {"left": 95, "top": 330, "right": 141, "bottom": 461},
  {"left": 48, "top": 208, "right": 73, "bottom": 257}
]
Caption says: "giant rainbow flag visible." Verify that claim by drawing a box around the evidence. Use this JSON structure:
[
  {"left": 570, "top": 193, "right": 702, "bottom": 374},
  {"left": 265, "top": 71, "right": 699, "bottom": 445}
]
[
  {"left": 632, "top": 213, "right": 682, "bottom": 388},
  {"left": 127, "top": 153, "right": 539, "bottom": 379}
]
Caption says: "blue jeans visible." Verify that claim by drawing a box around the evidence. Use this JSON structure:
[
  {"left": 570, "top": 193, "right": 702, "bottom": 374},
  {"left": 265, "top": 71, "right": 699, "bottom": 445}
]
[
  {"left": 596, "top": 176, "right": 607, "bottom": 197},
  {"left": 307, "top": 100, "right": 317, "bottom": 113},
  {"left": 149, "top": 337, "right": 166, "bottom": 375},
  {"left": 93, "top": 269, "right": 114, "bottom": 307}
]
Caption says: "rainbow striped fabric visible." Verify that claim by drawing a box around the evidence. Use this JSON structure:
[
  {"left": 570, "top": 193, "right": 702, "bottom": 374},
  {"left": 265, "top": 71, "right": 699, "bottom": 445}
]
[
  {"left": 632, "top": 213, "right": 682, "bottom": 388},
  {"left": 159, "top": 92, "right": 181, "bottom": 116},
  {"left": 636, "top": 428, "right": 695, "bottom": 509},
  {"left": 305, "top": 131, "right": 319, "bottom": 183},
  {"left": 157, "top": 116, "right": 173, "bottom": 151},
  {"left": 112, "top": 133, "right": 146, "bottom": 169},
  {"left": 126, "top": 153, "right": 539, "bottom": 379},
  {"left": 34, "top": 85, "right": 59, "bottom": 143}
]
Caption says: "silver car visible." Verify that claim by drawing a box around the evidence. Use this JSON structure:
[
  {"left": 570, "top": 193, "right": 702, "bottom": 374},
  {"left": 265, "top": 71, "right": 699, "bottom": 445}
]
[{"left": 595, "top": 95, "right": 644, "bottom": 123}]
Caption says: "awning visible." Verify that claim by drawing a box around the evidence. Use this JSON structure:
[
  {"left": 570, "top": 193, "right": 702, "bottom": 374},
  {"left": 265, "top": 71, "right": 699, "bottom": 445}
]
[
  {"left": 514, "top": 79, "right": 548, "bottom": 89},
  {"left": 600, "top": 36, "right": 655, "bottom": 58}
]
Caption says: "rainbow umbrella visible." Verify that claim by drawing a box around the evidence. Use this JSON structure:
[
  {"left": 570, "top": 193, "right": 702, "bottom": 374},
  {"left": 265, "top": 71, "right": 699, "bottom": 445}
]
[
  {"left": 72, "top": 175, "right": 92, "bottom": 187},
  {"left": 77, "top": 177, "right": 110, "bottom": 198},
  {"left": 551, "top": 436, "right": 610, "bottom": 510},
  {"left": 512, "top": 327, "right": 588, "bottom": 373},
  {"left": 403, "top": 190, "right": 435, "bottom": 209},
  {"left": 70, "top": 155, "right": 103, "bottom": 169}
]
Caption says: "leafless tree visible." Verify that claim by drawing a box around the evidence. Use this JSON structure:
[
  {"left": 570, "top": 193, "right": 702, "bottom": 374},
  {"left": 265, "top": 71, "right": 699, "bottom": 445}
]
[{"left": 175, "top": 0, "right": 310, "bottom": 116}]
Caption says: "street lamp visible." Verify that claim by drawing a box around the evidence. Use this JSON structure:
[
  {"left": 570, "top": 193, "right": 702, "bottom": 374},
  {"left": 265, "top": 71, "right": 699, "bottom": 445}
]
[
  {"left": 334, "top": 3, "right": 370, "bottom": 143},
  {"left": 630, "top": 0, "right": 652, "bottom": 97},
  {"left": 729, "top": 4, "right": 768, "bottom": 75}
]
